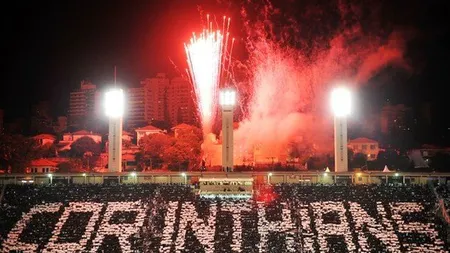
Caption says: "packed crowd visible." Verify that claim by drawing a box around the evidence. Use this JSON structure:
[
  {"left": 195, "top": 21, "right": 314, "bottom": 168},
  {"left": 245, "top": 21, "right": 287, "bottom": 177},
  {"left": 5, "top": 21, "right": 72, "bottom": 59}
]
[{"left": 0, "top": 183, "right": 448, "bottom": 252}]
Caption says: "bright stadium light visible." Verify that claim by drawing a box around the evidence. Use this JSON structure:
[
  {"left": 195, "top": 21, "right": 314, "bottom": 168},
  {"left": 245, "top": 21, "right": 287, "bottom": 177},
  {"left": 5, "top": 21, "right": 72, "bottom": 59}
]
[
  {"left": 105, "top": 88, "right": 124, "bottom": 173},
  {"left": 219, "top": 89, "right": 236, "bottom": 107},
  {"left": 181, "top": 173, "right": 187, "bottom": 184},
  {"left": 47, "top": 173, "right": 53, "bottom": 184},
  {"left": 220, "top": 89, "right": 237, "bottom": 172},
  {"left": 105, "top": 88, "right": 124, "bottom": 118},
  {"left": 331, "top": 87, "right": 351, "bottom": 117},
  {"left": 331, "top": 87, "right": 352, "bottom": 173}
]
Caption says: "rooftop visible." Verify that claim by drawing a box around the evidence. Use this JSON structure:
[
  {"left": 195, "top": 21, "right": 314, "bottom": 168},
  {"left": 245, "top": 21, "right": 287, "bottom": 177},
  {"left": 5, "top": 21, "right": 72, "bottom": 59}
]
[
  {"left": 349, "top": 137, "right": 378, "bottom": 144},
  {"left": 71, "top": 130, "right": 100, "bottom": 136},
  {"left": 172, "top": 123, "right": 192, "bottom": 130},
  {"left": 30, "top": 158, "right": 58, "bottom": 167},
  {"left": 135, "top": 125, "right": 163, "bottom": 132},
  {"left": 33, "top": 134, "right": 56, "bottom": 140}
]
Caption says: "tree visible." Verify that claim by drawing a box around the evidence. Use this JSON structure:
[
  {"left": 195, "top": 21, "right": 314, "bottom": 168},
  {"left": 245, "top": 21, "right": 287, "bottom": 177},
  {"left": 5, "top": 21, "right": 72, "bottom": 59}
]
[
  {"left": 35, "top": 143, "right": 58, "bottom": 158},
  {"left": 288, "top": 142, "right": 314, "bottom": 165},
  {"left": 69, "top": 137, "right": 101, "bottom": 158},
  {"left": 69, "top": 137, "right": 101, "bottom": 170},
  {"left": 172, "top": 125, "right": 203, "bottom": 170},
  {"left": 138, "top": 133, "right": 173, "bottom": 169},
  {"left": 430, "top": 152, "right": 450, "bottom": 172},
  {"left": 123, "top": 139, "right": 132, "bottom": 149},
  {"left": 175, "top": 125, "right": 203, "bottom": 143},
  {"left": 57, "top": 159, "right": 83, "bottom": 173},
  {"left": 376, "top": 150, "right": 399, "bottom": 169},
  {"left": 352, "top": 153, "right": 367, "bottom": 169},
  {"left": 0, "top": 133, "right": 40, "bottom": 173},
  {"left": 138, "top": 126, "right": 203, "bottom": 171}
]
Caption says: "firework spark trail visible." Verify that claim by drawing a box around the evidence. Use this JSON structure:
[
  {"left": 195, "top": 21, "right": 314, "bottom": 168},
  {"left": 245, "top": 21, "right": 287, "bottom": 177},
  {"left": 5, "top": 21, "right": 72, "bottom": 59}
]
[
  {"left": 185, "top": 15, "right": 234, "bottom": 135},
  {"left": 233, "top": 0, "right": 408, "bottom": 160}
]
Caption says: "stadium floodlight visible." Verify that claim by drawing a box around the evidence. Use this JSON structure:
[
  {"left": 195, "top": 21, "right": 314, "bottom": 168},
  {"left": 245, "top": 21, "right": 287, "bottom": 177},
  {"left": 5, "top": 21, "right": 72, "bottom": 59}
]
[
  {"left": 220, "top": 89, "right": 237, "bottom": 172},
  {"left": 219, "top": 89, "right": 236, "bottom": 107},
  {"left": 105, "top": 88, "right": 124, "bottom": 173},
  {"left": 181, "top": 173, "right": 187, "bottom": 184},
  {"left": 104, "top": 88, "right": 124, "bottom": 118},
  {"left": 267, "top": 172, "right": 273, "bottom": 185},
  {"left": 331, "top": 87, "right": 351, "bottom": 173},
  {"left": 331, "top": 87, "right": 351, "bottom": 117}
]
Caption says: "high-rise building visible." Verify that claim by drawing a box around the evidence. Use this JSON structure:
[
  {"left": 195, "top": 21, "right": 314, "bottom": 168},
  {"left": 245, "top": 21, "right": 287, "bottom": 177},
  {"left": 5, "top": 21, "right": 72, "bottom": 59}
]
[
  {"left": 142, "top": 73, "right": 169, "bottom": 123},
  {"left": 127, "top": 87, "right": 146, "bottom": 128},
  {"left": 125, "top": 74, "right": 196, "bottom": 129},
  {"left": 167, "top": 76, "right": 195, "bottom": 126},
  {"left": 68, "top": 80, "right": 100, "bottom": 129}
]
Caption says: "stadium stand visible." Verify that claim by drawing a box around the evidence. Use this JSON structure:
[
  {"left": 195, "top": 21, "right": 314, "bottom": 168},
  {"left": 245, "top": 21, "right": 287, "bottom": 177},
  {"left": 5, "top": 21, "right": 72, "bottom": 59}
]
[{"left": 0, "top": 184, "right": 449, "bottom": 252}]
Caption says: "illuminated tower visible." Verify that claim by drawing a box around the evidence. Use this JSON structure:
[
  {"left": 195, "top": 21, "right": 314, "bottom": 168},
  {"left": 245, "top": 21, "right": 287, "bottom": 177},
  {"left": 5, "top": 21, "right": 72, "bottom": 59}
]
[
  {"left": 219, "top": 89, "right": 236, "bottom": 172},
  {"left": 105, "top": 88, "right": 124, "bottom": 172},
  {"left": 331, "top": 87, "right": 351, "bottom": 172}
]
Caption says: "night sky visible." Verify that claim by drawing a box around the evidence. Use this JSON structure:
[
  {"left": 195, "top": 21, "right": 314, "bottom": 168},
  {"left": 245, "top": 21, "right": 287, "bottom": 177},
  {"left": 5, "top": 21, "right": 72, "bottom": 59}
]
[{"left": 2, "top": 0, "right": 450, "bottom": 136}]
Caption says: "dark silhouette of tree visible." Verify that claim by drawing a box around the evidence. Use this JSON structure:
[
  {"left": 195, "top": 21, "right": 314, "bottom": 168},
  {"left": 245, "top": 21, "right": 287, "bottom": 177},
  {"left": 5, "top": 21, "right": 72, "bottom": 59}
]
[
  {"left": 377, "top": 150, "right": 399, "bottom": 169},
  {"left": 36, "top": 143, "right": 58, "bottom": 158},
  {"left": 0, "top": 133, "right": 40, "bottom": 173},
  {"left": 352, "top": 153, "right": 368, "bottom": 169},
  {"left": 69, "top": 137, "right": 101, "bottom": 170},
  {"left": 57, "top": 159, "right": 83, "bottom": 173},
  {"left": 430, "top": 152, "right": 450, "bottom": 172},
  {"left": 69, "top": 137, "right": 101, "bottom": 157}
]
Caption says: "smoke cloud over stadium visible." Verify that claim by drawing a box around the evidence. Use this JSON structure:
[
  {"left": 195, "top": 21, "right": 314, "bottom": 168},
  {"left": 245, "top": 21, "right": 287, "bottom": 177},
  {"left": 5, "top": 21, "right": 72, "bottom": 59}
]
[{"left": 230, "top": 0, "right": 408, "bottom": 156}]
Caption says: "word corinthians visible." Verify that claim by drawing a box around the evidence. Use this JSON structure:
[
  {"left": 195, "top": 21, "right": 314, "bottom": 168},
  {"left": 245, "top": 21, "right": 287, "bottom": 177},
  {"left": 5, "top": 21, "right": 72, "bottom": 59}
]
[{"left": 1, "top": 201, "right": 447, "bottom": 252}]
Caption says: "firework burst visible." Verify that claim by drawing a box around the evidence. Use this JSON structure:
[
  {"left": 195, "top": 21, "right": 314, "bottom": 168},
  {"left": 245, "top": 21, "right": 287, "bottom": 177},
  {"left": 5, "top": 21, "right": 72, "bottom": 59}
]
[{"left": 185, "top": 15, "right": 234, "bottom": 135}]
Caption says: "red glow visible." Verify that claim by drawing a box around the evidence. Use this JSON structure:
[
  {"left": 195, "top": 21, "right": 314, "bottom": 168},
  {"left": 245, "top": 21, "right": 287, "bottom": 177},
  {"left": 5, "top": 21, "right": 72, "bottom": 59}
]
[
  {"left": 185, "top": 15, "right": 234, "bottom": 135},
  {"left": 255, "top": 185, "right": 278, "bottom": 203},
  {"left": 233, "top": 2, "right": 407, "bottom": 159}
]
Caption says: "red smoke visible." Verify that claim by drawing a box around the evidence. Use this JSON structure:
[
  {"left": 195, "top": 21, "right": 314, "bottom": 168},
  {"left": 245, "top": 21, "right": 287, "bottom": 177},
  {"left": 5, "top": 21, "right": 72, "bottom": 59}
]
[{"left": 231, "top": 0, "right": 408, "bottom": 159}]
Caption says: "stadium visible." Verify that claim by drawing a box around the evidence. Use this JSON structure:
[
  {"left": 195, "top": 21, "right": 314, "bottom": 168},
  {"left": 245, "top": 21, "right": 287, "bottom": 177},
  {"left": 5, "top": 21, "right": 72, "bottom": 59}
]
[
  {"left": 1, "top": 1, "right": 450, "bottom": 252},
  {"left": 1, "top": 172, "right": 450, "bottom": 252}
]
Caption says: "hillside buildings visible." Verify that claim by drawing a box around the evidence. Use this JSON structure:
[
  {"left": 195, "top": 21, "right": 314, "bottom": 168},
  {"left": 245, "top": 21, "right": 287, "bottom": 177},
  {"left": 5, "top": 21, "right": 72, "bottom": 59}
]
[
  {"left": 126, "top": 74, "right": 195, "bottom": 129},
  {"left": 68, "top": 80, "right": 101, "bottom": 129}
]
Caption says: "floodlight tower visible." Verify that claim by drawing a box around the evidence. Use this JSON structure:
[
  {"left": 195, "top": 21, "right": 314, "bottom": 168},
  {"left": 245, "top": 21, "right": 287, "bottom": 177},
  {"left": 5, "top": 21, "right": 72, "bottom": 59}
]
[
  {"left": 331, "top": 87, "right": 351, "bottom": 172},
  {"left": 105, "top": 88, "right": 124, "bottom": 172},
  {"left": 219, "top": 89, "right": 236, "bottom": 172}
]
